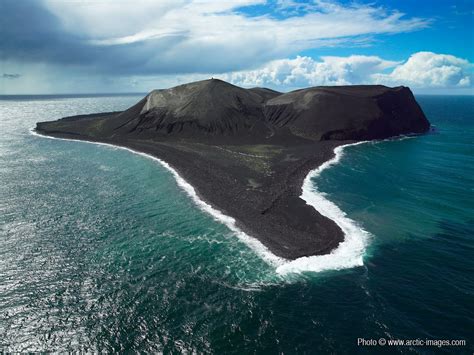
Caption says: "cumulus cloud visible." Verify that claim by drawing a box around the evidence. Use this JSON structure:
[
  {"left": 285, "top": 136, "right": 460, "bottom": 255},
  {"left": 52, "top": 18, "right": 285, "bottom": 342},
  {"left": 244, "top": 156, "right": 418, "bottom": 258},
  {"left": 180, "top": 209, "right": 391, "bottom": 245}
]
[
  {"left": 221, "top": 52, "right": 472, "bottom": 89},
  {"left": 373, "top": 52, "right": 472, "bottom": 88},
  {"left": 222, "top": 55, "right": 399, "bottom": 87}
]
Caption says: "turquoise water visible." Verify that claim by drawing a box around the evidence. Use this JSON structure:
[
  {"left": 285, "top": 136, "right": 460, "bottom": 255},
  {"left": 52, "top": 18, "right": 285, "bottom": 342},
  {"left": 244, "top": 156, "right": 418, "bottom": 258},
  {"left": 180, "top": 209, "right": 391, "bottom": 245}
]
[{"left": 0, "top": 95, "right": 472, "bottom": 352}]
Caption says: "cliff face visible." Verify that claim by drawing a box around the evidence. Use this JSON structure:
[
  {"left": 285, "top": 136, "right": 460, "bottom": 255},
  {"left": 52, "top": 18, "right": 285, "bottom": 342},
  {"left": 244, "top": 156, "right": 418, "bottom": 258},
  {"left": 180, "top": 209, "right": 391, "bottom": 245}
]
[
  {"left": 37, "top": 79, "right": 430, "bottom": 143},
  {"left": 264, "top": 85, "right": 429, "bottom": 141}
]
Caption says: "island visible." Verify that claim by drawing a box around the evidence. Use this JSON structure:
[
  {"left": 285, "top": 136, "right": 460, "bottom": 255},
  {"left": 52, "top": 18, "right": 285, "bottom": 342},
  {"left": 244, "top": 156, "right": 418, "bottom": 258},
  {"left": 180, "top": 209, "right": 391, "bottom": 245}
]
[{"left": 36, "top": 79, "right": 430, "bottom": 260}]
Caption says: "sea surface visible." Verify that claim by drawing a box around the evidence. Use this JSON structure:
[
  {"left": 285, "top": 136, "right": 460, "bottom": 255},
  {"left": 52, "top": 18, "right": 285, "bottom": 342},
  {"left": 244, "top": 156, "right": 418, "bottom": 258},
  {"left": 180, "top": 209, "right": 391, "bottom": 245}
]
[{"left": 0, "top": 94, "right": 472, "bottom": 353}]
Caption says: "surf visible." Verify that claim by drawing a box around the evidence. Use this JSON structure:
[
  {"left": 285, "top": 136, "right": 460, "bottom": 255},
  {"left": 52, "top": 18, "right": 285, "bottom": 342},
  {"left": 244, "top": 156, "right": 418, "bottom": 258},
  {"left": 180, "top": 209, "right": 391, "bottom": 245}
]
[
  {"left": 276, "top": 142, "right": 372, "bottom": 274},
  {"left": 31, "top": 130, "right": 380, "bottom": 275}
]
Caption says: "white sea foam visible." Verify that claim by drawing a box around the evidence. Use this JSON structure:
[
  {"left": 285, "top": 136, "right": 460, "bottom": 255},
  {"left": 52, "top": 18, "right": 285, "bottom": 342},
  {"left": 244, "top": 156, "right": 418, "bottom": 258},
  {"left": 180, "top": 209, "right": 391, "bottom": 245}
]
[
  {"left": 276, "top": 142, "right": 372, "bottom": 275},
  {"left": 31, "top": 129, "right": 377, "bottom": 275},
  {"left": 279, "top": 136, "right": 417, "bottom": 275}
]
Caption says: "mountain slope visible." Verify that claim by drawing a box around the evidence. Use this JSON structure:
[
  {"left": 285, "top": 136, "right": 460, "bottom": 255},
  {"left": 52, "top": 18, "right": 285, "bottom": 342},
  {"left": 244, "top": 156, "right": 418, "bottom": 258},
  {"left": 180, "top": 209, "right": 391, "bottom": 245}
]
[{"left": 110, "top": 79, "right": 272, "bottom": 137}]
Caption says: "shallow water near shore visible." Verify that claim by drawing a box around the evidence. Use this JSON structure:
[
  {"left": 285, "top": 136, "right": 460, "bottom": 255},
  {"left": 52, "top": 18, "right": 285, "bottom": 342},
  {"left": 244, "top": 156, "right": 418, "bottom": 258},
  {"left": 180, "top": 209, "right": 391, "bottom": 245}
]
[{"left": 1, "top": 94, "right": 473, "bottom": 352}]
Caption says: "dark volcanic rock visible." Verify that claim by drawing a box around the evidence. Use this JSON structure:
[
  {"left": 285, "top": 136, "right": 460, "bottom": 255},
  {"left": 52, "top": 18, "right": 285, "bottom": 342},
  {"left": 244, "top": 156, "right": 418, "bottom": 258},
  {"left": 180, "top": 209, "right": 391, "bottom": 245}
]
[
  {"left": 249, "top": 87, "right": 283, "bottom": 102},
  {"left": 36, "top": 79, "right": 430, "bottom": 260},
  {"left": 264, "top": 85, "right": 429, "bottom": 141},
  {"left": 38, "top": 79, "right": 429, "bottom": 143},
  {"left": 113, "top": 79, "right": 272, "bottom": 138}
]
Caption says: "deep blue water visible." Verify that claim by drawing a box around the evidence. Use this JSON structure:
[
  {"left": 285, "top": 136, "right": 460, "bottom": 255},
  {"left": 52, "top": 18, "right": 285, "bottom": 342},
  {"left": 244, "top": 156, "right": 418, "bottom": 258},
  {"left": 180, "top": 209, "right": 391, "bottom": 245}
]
[{"left": 0, "top": 94, "right": 472, "bottom": 353}]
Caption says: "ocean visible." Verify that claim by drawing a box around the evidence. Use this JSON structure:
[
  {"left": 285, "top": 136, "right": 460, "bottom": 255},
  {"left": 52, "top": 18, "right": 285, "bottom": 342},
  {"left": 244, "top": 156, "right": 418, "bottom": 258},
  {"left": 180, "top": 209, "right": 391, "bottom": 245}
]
[{"left": 0, "top": 94, "right": 472, "bottom": 353}]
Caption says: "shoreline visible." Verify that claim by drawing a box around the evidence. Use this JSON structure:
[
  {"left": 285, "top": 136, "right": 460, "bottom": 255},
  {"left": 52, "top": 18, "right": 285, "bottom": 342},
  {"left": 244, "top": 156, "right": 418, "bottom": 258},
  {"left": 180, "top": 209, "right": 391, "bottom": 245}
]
[
  {"left": 277, "top": 141, "right": 372, "bottom": 273},
  {"left": 31, "top": 129, "right": 377, "bottom": 274},
  {"left": 30, "top": 129, "right": 287, "bottom": 268}
]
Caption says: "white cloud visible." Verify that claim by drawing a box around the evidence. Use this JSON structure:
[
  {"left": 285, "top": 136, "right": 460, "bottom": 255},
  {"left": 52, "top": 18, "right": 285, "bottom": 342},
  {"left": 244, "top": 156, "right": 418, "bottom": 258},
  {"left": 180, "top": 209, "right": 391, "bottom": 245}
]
[
  {"left": 221, "top": 55, "right": 399, "bottom": 87},
  {"left": 373, "top": 52, "right": 472, "bottom": 88},
  {"left": 3, "top": 52, "right": 470, "bottom": 95},
  {"left": 42, "top": 0, "right": 430, "bottom": 73},
  {"left": 220, "top": 52, "right": 472, "bottom": 90},
  {"left": 43, "top": 0, "right": 185, "bottom": 39}
]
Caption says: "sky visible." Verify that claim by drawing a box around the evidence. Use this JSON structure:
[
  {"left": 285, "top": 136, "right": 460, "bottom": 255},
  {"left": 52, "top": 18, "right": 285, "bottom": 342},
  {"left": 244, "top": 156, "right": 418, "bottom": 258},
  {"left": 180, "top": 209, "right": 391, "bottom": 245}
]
[{"left": 0, "top": 0, "right": 473, "bottom": 94}]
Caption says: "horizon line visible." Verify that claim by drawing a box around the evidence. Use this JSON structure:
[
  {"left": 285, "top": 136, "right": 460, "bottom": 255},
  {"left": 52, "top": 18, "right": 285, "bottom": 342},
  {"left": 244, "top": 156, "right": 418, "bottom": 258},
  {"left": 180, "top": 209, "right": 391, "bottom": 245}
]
[{"left": 1, "top": 91, "right": 473, "bottom": 98}]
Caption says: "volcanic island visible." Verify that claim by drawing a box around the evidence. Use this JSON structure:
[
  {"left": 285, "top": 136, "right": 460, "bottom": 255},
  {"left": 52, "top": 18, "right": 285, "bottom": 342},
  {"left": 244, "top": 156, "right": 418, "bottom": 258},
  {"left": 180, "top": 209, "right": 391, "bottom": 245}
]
[{"left": 36, "top": 79, "right": 430, "bottom": 260}]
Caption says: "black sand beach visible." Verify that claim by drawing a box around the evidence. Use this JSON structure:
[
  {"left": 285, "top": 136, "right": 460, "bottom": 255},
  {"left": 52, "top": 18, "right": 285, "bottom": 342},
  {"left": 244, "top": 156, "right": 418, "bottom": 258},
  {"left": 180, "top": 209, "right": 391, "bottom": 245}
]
[{"left": 36, "top": 79, "right": 430, "bottom": 260}]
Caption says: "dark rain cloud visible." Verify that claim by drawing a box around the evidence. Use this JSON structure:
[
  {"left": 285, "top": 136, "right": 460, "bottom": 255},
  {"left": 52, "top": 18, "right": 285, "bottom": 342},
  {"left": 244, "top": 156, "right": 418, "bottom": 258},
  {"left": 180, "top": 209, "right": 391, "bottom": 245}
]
[
  {"left": 0, "top": 0, "right": 298, "bottom": 76},
  {"left": 1, "top": 0, "right": 90, "bottom": 64},
  {"left": 0, "top": 1, "right": 148, "bottom": 72},
  {"left": 0, "top": 0, "right": 260, "bottom": 75},
  {"left": 2, "top": 73, "right": 21, "bottom": 79},
  {"left": 2, "top": 0, "right": 162, "bottom": 72}
]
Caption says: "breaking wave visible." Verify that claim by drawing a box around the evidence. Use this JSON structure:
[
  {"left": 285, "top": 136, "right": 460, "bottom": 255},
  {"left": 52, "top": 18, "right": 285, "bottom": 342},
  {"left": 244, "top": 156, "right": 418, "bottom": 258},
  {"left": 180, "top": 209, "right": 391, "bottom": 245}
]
[{"left": 276, "top": 142, "right": 372, "bottom": 274}]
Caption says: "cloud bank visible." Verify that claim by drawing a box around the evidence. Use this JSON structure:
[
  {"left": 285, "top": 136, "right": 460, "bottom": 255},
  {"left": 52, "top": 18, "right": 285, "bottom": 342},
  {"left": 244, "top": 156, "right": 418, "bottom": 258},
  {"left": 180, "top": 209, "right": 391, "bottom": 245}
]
[
  {"left": 222, "top": 52, "right": 472, "bottom": 89},
  {"left": 374, "top": 52, "right": 471, "bottom": 88}
]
